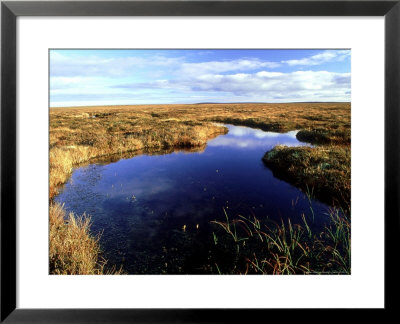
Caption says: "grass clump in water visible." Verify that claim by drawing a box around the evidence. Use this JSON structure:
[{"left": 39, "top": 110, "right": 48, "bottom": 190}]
[
  {"left": 263, "top": 145, "right": 350, "bottom": 207},
  {"left": 49, "top": 203, "right": 123, "bottom": 275},
  {"left": 296, "top": 128, "right": 350, "bottom": 145}
]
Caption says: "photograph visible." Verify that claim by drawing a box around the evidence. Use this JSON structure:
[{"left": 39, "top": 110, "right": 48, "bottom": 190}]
[{"left": 49, "top": 49, "right": 351, "bottom": 275}]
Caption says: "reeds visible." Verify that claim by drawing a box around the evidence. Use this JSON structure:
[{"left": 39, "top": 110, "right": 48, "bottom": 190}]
[{"left": 211, "top": 206, "right": 351, "bottom": 275}]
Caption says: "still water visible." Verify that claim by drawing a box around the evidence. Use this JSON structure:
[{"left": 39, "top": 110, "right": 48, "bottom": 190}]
[{"left": 55, "top": 124, "right": 332, "bottom": 274}]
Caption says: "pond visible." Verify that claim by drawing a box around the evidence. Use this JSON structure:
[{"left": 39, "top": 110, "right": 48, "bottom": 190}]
[{"left": 55, "top": 124, "right": 333, "bottom": 274}]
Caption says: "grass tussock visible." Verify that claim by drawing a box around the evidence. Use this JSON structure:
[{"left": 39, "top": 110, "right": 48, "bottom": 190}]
[
  {"left": 49, "top": 203, "right": 123, "bottom": 275},
  {"left": 296, "top": 128, "right": 350, "bottom": 145},
  {"left": 211, "top": 207, "right": 350, "bottom": 274},
  {"left": 263, "top": 145, "right": 350, "bottom": 207}
]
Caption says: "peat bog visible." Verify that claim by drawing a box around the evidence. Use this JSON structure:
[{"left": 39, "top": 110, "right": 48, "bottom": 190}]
[
  {"left": 50, "top": 103, "right": 351, "bottom": 275},
  {"left": 56, "top": 124, "right": 333, "bottom": 274}
]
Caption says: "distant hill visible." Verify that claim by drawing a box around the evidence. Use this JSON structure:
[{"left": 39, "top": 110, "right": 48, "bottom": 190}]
[{"left": 194, "top": 101, "right": 349, "bottom": 105}]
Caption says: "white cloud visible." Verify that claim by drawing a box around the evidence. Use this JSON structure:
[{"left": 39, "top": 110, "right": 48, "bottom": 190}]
[
  {"left": 133, "top": 70, "right": 351, "bottom": 101},
  {"left": 282, "top": 50, "right": 350, "bottom": 66},
  {"left": 179, "top": 59, "right": 281, "bottom": 75},
  {"left": 50, "top": 50, "right": 351, "bottom": 105}
]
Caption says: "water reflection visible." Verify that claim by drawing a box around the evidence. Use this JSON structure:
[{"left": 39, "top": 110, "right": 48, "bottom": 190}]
[
  {"left": 55, "top": 124, "right": 328, "bottom": 274},
  {"left": 209, "top": 125, "right": 308, "bottom": 149}
]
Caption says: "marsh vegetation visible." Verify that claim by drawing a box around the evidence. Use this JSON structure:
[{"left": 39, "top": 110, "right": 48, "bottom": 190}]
[{"left": 49, "top": 103, "right": 350, "bottom": 274}]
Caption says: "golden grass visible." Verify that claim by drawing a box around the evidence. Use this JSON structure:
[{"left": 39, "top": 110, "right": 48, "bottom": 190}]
[{"left": 49, "top": 203, "right": 123, "bottom": 275}]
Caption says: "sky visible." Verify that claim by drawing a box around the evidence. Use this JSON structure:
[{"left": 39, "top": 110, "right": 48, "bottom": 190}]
[{"left": 50, "top": 49, "right": 351, "bottom": 107}]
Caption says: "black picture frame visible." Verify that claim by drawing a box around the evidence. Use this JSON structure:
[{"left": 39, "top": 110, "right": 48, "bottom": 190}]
[{"left": 1, "top": 0, "right": 399, "bottom": 322}]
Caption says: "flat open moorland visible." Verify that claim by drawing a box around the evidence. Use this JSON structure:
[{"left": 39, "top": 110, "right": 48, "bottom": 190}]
[
  {"left": 50, "top": 102, "right": 350, "bottom": 203},
  {"left": 50, "top": 102, "right": 350, "bottom": 274}
]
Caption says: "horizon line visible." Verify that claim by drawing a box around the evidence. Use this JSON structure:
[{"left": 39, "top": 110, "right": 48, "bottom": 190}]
[{"left": 50, "top": 101, "right": 351, "bottom": 109}]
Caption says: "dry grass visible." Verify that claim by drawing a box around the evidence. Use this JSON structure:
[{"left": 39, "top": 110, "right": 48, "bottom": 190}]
[{"left": 49, "top": 203, "right": 123, "bottom": 275}]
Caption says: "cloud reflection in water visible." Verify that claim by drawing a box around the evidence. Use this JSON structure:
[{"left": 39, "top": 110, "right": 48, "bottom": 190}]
[{"left": 208, "top": 125, "right": 308, "bottom": 149}]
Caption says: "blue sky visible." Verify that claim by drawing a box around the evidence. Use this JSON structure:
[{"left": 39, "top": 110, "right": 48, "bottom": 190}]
[{"left": 50, "top": 49, "right": 350, "bottom": 107}]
